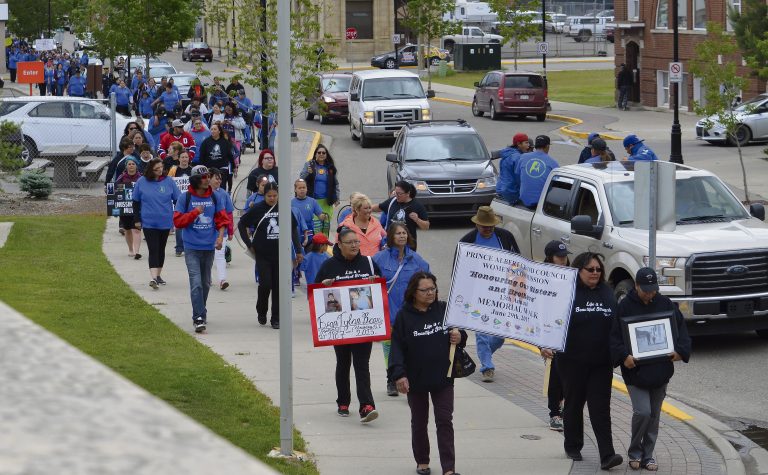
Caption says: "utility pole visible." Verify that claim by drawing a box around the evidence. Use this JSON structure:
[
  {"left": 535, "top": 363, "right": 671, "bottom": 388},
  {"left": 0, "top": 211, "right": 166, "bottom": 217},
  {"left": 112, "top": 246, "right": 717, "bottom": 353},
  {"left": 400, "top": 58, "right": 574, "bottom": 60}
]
[
  {"left": 232, "top": 0, "right": 237, "bottom": 59},
  {"left": 541, "top": 0, "right": 546, "bottom": 78},
  {"left": 670, "top": 0, "right": 683, "bottom": 163},
  {"left": 259, "top": 0, "right": 269, "bottom": 149}
]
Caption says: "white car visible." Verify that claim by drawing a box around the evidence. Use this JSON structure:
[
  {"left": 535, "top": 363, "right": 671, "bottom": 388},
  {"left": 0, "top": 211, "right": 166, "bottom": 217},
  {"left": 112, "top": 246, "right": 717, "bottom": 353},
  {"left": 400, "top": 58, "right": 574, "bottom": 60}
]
[
  {"left": 0, "top": 97, "right": 133, "bottom": 163},
  {"left": 696, "top": 93, "right": 768, "bottom": 146}
]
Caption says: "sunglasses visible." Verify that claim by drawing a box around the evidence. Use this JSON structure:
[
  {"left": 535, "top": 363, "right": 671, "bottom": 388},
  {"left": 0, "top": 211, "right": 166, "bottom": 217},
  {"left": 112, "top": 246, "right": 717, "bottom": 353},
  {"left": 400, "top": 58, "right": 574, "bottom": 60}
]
[{"left": 582, "top": 267, "right": 602, "bottom": 273}]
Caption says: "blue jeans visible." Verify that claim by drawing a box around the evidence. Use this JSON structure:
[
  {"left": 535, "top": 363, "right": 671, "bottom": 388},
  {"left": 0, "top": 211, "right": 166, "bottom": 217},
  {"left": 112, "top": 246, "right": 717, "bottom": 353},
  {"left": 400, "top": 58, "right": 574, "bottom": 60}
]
[
  {"left": 476, "top": 333, "right": 505, "bottom": 372},
  {"left": 175, "top": 227, "right": 184, "bottom": 253},
  {"left": 184, "top": 250, "right": 214, "bottom": 323}
]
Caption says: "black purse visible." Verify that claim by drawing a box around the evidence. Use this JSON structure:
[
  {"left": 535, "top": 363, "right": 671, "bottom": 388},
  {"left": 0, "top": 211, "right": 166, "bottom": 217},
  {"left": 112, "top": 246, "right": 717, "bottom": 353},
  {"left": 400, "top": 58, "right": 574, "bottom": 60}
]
[{"left": 450, "top": 346, "right": 476, "bottom": 378}]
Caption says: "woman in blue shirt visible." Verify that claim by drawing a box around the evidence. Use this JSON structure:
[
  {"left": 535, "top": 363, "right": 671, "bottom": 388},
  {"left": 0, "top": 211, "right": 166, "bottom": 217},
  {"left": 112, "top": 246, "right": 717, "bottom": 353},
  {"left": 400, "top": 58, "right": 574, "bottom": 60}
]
[
  {"left": 43, "top": 62, "right": 56, "bottom": 96},
  {"left": 114, "top": 79, "right": 133, "bottom": 116},
  {"left": 299, "top": 144, "right": 339, "bottom": 236},
  {"left": 54, "top": 63, "right": 67, "bottom": 96}
]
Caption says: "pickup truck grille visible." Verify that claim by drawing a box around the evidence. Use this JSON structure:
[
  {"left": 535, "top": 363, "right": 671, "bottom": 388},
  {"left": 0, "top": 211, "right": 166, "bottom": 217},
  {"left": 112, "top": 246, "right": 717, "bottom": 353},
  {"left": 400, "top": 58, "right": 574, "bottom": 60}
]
[
  {"left": 426, "top": 179, "right": 477, "bottom": 194},
  {"left": 689, "top": 250, "right": 768, "bottom": 297},
  {"left": 377, "top": 109, "right": 419, "bottom": 124}
]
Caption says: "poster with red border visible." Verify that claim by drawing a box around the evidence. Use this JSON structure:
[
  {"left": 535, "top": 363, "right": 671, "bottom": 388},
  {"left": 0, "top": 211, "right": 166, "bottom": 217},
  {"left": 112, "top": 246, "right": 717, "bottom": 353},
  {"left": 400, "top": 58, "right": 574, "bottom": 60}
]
[{"left": 308, "top": 278, "right": 391, "bottom": 347}]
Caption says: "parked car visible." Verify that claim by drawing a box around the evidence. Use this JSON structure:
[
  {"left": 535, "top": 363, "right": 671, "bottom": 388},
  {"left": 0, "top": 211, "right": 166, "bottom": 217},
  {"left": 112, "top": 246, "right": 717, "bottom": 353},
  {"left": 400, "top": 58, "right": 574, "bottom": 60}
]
[
  {"left": 128, "top": 59, "right": 179, "bottom": 81},
  {"left": 370, "top": 43, "right": 452, "bottom": 69},
  {"left": 441, "top": 26, "right": 503, "bottom": 53},
  {"left": 182, "top": 42, "right": 213, "bottom": 62},
  {"left": 385, "top": 119, "right": 500, "bottom": 217},
  {"left": 471, "top": 70, "right": 549, "bottom": 121},
  {"left": 491, "top": 162, "right": 768, "bottom": 337},
  {"left": 696, "top": 93, "right": 768, "bottom": 146},
  {"left": 0, "top": 97, "right": 133, "bottom": 161},
  {"left": 306, "top": 73, "right": 351, "bottom": 124},
  {"left": 564, "top": 16, "right": 611, "bottom": 42},
  {"left": 347, "top": 69, "right": 434, "bottom": 148},
  {"left": 546, "top": 13, "right": 568, "bottom": 33}
]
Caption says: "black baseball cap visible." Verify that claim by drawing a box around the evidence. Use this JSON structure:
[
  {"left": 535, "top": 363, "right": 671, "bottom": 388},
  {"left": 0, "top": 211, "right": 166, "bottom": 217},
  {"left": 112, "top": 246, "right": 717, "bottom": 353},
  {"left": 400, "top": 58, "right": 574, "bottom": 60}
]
[
  {"left": 636, "top": 267, "right": 659, "bottom": 292},
  {"left": 544, "top": 240, "right": 571, "bottom": 258},
  {"left": 534, "top": 135, "right": 551, "bottom": 148}
]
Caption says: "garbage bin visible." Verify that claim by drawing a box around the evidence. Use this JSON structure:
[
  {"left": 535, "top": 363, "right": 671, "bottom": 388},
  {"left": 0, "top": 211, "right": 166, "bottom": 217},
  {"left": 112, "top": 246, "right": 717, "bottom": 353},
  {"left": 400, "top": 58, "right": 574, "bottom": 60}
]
[{"left": 453, "top": 43, "right": 501, "bottom": 71}]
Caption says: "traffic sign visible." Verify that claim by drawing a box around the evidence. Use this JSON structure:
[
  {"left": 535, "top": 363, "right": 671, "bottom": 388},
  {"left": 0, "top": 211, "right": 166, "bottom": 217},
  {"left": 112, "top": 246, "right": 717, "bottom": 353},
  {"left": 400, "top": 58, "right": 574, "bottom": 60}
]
[
  {"left": 346, "top": 27, "right": 358, "bottom": 40},
  {"left": 392, "top": 34, "right": 401, "bottom": 45},
  {"left": 536, "top": 41, "right": 549, "bottom": 55},
  {"left": 669, "top": 62, "right": 683, "bottom": 83}
]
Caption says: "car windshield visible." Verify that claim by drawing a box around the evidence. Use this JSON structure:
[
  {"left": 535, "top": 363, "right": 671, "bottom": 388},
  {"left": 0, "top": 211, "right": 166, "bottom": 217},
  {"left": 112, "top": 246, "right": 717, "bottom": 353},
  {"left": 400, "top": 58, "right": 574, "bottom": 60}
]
[
  {"left": 147, "top": 65, "right": 177, "bottom": 77},
  {"left": 190, "top": 43, "right": 208, "bottom": 49},
  {"left": 171, "top": 76, "right": 196, "bottom": 87},
  {"left": 505, "top": 75, "right": 543, "bottom": 88},
  {"left": 362, "top": 77, "right": 425, "bottom": 100},
  {"left": 322, "top": 77, "right": 351, "bottom": 92},
  {"left": 404, "top": 134, "right": 486, "bottom": 162},
  {"left": 605, "top": 176, "right": 749, "bottom": 226},
  {"left": 735, "top": 95, "right": 768, "bottom": 111}
]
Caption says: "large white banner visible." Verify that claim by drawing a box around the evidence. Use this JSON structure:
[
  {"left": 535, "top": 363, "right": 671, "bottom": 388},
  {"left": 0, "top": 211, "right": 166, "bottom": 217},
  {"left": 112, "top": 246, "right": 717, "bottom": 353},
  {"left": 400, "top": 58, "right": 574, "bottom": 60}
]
[{"left": 444, "top": 242, "right": 577, "bottom": 351}]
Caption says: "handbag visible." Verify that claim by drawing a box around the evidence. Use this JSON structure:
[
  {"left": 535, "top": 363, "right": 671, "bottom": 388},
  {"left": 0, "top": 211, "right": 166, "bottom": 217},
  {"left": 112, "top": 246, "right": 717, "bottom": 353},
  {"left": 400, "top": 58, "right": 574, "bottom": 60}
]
[{"left": 450, "top": 345, "right": 476, "bottom": 378}]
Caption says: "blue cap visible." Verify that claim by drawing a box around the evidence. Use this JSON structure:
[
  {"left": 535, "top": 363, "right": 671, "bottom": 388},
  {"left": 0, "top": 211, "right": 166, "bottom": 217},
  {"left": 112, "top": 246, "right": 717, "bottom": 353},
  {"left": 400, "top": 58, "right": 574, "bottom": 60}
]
[
  {"left": 623, "top": 134, "right": 643, "bottom": 148},
  {"left": 587, "top": 132, "right": 600, "bottom": 144}
]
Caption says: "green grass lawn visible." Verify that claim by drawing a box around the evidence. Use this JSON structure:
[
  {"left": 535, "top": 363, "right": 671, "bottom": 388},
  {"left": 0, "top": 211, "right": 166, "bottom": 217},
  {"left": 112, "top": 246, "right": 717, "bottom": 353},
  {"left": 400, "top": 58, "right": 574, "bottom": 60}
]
[
  {"left": 0, "top": 215, "right": 318, "bottom": 475},
  {"left": 430, "top": 69, "right": 616, "bottom": 108}
]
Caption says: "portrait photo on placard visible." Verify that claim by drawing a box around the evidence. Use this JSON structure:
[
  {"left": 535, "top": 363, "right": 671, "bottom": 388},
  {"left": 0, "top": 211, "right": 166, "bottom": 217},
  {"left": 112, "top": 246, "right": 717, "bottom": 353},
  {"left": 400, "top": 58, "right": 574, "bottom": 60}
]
[
  {"left": 323, "top": 289, "right": 343, "bottom": 313},
  {"left": 634, "top": 323, "right": 668, "bottom": 353},
  {"left": 349, "top": 286, "right": 373, "bottom": 311}
]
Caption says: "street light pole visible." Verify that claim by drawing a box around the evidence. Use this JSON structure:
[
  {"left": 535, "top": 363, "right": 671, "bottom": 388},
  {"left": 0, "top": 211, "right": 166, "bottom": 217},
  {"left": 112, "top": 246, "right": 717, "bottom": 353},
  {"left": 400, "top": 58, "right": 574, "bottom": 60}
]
[
  {"left": 232, "top": 0, "right": 237, "bottom": 59},
  {"left": 670, "top": 0, "right": 683, "bottom": 163},
  {"left": 541, "top": 0, "right": 546, "bottom": 78},
  {"left": 48, "top": 0, "right": 51, "bottom": 38},
  {"left": 260, "top": 0, "right": 269, "bottom": 149}
]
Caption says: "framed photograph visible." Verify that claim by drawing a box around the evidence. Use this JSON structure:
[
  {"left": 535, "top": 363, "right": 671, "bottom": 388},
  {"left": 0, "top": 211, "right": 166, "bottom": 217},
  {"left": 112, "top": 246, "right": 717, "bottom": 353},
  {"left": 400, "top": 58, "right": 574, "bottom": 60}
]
[
  {"left": 307, "top": 278, "right": 391, "bottom": 347},
  {"left": 621, "top": 311, "right": 677, "bottom": 364}
]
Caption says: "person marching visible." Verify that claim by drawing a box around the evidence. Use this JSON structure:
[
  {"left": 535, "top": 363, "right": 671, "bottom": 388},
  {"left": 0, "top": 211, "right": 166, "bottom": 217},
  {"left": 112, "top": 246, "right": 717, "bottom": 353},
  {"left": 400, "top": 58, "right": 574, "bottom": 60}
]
[
  {"left": 299, "top": 144, "right": 340, "bottom": 236},
  {"left": 292, "top": 178, "right": 328, "bottom": 249},
  {"left": 459, "top": 206, "right": 519, "bottom": 383},
  {"left": 372, "top": 181, "right": 430, "bottom": 250},
  {"left": 209, "top": 167, "right": 236, "bottom": 290},
  {"left": 610, "top": 268, "right": 691, "bottom": 471},
  {"left": 116, "top": 157, "right": 143, "bottom": 259},
  {"left": 300, "top": 233, "right": 331, "bottom": 286},
  {"left": 173, "top": 165, "right": 231, "bottom": 333},
  {"left": 496, "top": 133, "right": 530, "bottom": 204},
  {"left": 168, "top": 151, "right": 194, "bottom": 257},
  {"left": 340, "top": 194, "right": 386, "bottom": 257}
]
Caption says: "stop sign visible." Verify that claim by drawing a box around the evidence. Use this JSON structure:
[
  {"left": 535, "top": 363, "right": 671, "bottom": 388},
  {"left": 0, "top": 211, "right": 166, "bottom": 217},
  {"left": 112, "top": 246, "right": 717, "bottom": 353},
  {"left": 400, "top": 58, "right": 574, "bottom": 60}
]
[{"left": 346, "top": 27, "right": 357, "bottom": 40}]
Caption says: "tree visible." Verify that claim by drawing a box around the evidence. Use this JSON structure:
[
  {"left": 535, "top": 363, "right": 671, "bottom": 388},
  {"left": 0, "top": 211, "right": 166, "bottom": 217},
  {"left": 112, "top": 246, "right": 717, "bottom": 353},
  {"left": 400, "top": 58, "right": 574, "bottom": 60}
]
[
  {"left": 729, "top": 0, "right": 768, "bottom": 80},
  {"left": 690, "top": 22, "right": 753, "bottom": 203},
  {"left": 488, "top": 0, "right": 541, "bottom": 71},
  {"left": 228, "top": 0, "right": 338, "bottom": 120},
  {"left": 8, "top": 0, "right": 75, "bottom": 39},
  {"left": 399, "top": 0, "right": 459, "bottom": 92},
  {"left": 204, "top": 0, "right": 228, "bottom": 57}
]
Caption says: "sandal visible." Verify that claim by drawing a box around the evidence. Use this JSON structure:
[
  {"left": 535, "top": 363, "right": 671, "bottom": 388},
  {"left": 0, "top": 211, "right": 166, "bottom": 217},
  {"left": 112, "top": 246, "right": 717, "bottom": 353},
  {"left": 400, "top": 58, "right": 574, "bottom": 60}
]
[
  {"left": 642, "top": 459, "right": 658, "bottom": 471},
  {"left": 629, "top": 459, "right": 641, "bottom": 470}
]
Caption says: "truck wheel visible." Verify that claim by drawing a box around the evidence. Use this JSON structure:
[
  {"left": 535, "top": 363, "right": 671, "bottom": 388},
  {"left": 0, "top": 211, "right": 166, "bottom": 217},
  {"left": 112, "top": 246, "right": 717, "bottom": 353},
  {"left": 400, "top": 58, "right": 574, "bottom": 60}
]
[
  {"left": 472, "top": 98, "right": 484, "bottom": 117},
  {"left": 350, "top": 122, "right": 359, "bottom": 141},
  {"left": 578, "top": 30, "right": 591, "bottom": 42},
  {"left": 360, "top": 129, "right": 371, "bottom": 148},
  {"left": 614, "top": 279, "right": 634, "bottom": 303}
]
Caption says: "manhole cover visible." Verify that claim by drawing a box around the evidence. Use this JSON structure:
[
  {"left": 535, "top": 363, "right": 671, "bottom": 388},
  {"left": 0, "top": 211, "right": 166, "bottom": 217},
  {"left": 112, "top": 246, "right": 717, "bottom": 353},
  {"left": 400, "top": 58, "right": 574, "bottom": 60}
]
[{"left": 521, "top": 434, "right": 541, "bottom": 440}]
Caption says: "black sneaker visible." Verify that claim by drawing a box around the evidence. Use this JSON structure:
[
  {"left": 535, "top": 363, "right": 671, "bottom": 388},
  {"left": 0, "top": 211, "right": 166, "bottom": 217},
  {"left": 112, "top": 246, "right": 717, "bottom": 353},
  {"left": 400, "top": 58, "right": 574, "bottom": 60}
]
[
  {"left": 566, "top": 451, "right": 583, "bottom": 461},
  {"left": 600, "top": 454, "right": 623, "bottom": 470},
  {"left": 175, "top": 251, "right": 183, "bottom": 257},
  {"left": 387, "top": 381, "right": 398, "bottom": 397},
  {"left": 258, "top": 314, "right": 267, "bottom": 325},
  {"left": 194, "top": 321, "right": 206, "bottom": 333},
  {"left": 149, "top": 279, "right": 158, "bottom": 289},
  {"left": 155, "top": 276, "right": 166, "bottom": 285},
  {"left": 337, "top": 405, "right": 350, "bottom": 417},
  {"left": 134, "top": 253, "right": 142, "bottom": 260},
  {"left": 359, "top": 405, "right": 378, "bottom": 424},
  {"left": 271, "top": 321, "right": 280, "bottom": 329}
]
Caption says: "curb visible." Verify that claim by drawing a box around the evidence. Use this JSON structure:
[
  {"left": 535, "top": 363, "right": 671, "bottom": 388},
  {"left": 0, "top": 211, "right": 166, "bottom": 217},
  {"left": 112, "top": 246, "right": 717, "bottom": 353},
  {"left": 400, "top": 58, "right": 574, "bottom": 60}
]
[
  {"left": 295, "top": 128, "right": 322, "bottom": 162},
  {"left": 430, "top": 96, "right": 623, "bottom": 142},
  {"left": 507, "top": 339, "right": 746, "bottom": 474}
]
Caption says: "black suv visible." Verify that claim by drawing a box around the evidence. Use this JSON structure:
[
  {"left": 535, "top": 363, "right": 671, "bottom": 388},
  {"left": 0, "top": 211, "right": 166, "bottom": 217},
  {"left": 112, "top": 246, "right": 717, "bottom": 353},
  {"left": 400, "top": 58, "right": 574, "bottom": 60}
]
[{"left": 385, "top": 120, "right": 500, "bottom": 218}]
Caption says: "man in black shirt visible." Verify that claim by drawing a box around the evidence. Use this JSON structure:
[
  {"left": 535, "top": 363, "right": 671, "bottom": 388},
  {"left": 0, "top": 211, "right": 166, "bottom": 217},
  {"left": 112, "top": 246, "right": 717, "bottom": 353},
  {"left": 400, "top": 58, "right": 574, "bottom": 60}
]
[{"left": 373, "top": 181, "right": 429, "bottom": 249}]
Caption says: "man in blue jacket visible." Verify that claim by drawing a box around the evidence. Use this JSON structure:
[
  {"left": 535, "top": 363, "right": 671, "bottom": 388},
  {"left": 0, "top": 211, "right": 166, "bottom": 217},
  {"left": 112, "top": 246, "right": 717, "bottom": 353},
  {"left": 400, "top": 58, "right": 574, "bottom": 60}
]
[
  {"left": 516, "top": 135, "right": 560, "bottom": 209},
  {"left": 623, "top": 134, "right": 659, "bottom": 161},
  {"left": 496, "top": 132, "right": 530, "bottom": 204}
]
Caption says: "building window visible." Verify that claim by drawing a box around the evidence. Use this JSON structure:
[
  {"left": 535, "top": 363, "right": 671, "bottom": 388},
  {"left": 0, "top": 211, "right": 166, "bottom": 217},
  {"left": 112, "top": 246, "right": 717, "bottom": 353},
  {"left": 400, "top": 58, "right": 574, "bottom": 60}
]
[
  {"left": 693, "top": 0, "right": 706, "bottom": 29},
  {"left": 628, "top": 0, "right": 639, "bottom": 20},
  {"left": 655, "top": 0, "right": 687, "bottom": 29},
  {"left": 657, "top": 70, "right": 689, "bottom": 109},
  {"left": 693, "top": 77, "right": 707, "bottom": 108},
  {"left": 346, "top": 0, "right": 373, "bottom": 39},
  {"left": 727, "top": 0, "right": 741, "bottom": 32}
]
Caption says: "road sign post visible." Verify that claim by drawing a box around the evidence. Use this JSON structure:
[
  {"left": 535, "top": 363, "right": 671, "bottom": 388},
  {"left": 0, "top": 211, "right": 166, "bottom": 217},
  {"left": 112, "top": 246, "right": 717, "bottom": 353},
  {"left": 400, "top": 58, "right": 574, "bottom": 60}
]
[
  {"left": 669, "top": 62, "right": 683, "bottom": 83},
  {"left": 536, "top": 41, "right": 549, "bottom": 55}
]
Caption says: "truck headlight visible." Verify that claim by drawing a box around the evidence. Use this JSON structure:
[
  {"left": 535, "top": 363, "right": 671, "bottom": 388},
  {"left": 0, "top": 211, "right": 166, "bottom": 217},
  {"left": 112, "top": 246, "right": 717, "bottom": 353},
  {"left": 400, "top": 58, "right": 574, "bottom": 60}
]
[
  {"left": 421, "top": 109, "right": 431, "bottom": 120},
  {"left": 363, "top": 111, "right": 374, "bottom": 125},
  {"left": 643, "top": 256, "right": 678, "bottom": 286},
  {"left": 477, "top": 176, "right": 497, "bottom": 189},
  {"left": 406, "top": 180, "right": 428, "bottom": 191}
]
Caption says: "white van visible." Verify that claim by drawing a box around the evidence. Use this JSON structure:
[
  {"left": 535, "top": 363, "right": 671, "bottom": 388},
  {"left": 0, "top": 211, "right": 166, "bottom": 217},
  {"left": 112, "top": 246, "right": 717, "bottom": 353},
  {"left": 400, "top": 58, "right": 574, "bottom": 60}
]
[{"left": 348, "top": 69, "right": 434, "bottom": 148}]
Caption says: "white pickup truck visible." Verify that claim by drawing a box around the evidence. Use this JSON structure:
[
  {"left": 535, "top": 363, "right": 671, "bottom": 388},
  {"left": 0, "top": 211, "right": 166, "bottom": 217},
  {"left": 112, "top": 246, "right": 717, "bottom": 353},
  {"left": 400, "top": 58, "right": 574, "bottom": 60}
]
[
  {"left": 441, "top": 27, "right": 503, "bottom": 53},
  {"left": 491, "top": 162, "right": 768, "bottom": 337}
]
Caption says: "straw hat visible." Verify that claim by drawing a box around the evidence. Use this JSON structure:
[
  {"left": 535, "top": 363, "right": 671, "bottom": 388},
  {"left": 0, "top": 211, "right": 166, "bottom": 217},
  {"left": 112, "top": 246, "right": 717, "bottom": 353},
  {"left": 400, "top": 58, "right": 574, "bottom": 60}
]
[{"left": 470, "top": 206, "right": 501, "bottom": 226}]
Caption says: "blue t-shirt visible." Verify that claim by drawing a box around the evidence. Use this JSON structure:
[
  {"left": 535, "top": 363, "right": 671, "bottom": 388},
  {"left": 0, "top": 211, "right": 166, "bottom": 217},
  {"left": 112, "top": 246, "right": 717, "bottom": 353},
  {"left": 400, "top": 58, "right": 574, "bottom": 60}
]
[
  {"left": 515, "top": 150, "right": 559, "bottom": 208},
  {"left": 161, "top": 90, "right": 181, "bottom": 111},
  {"left": 301, "top": 251, "right": 329, "bottom": 285},
  {"left": 312, "top": 164, "right": 329, "bottom": 199},
  {"left": 474, "top": 232, "right": 502, "bottom": 249},
  {"left": 133, "top": 176, "right": 181, "bottom": 229},
  {"left": 176, "top": 191, "right": 227, "bottom": 250},
  {"left": 291, "top": 196, "right": 323, "bottom": 231},
  {"left": 114, "top": 86, "right": 132, "bottom": 106},
  {"left": 245, "top": 193, "right": 264, "bottom": 209}
]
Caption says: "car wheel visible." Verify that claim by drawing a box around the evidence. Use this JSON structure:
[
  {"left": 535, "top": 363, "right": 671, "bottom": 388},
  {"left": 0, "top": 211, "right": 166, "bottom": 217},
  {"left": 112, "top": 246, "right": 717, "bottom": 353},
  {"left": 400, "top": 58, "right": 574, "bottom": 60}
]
[
  {"left": 22, "top": 136, "right": 38, "bottom": 165},
  {"left": 319, "top": 114, "right": 329, "bottom": 125},
  {"left": 385, "top": 58, "right": 396, "bottom": 69},
  {"left": 490, "top": 101, "right": 499, "bottom": 121},
  {"left": 305, "top": 108, "right": 315, "bottom": 121},
  {"left": 613, "top": 279, "right": 634, "bottom": 303},
  {"left": 578, "top": 30, "right": 591, "bottom": 42},
  {"left": 573, "top": 36, "right": 582, "bottom": 43},
  {"left": 733, "top": 125, "right": 752, "bottom": 147},
  {"left": 471, "top": 98, "right": 484, "bottom": 117},
  {"left": 536, "top": 113, "right": 546, "bottom": 122},
  {"left": 350, "top": 122, "right": 359, "bottom": 141},
  {"left": 360, "top": 129, "right": 371, "bottom": 148}
]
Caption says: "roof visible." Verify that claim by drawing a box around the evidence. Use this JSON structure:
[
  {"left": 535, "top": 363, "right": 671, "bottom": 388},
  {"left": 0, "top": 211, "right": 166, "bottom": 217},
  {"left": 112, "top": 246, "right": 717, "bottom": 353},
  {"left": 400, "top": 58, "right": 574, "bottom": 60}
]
[
  {"left": 352, "top": 69, "right": 419, "bottom": 79},
  {"left": 561, "top": 162, "right": 707, "bottom": 182},
  {"left": 403, "top": 120, "right": 478, "bottom": 136},
  {"left": 488, "top": 70, "right": 543, "bottom": 76}
]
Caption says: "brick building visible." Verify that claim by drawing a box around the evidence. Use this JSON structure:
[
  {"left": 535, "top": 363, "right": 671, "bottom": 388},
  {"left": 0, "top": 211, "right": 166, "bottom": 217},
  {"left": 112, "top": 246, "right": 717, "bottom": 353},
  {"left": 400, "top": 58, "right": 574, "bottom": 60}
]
[{"left": 613, "top": 0, "right": 767, "bottom": 110}]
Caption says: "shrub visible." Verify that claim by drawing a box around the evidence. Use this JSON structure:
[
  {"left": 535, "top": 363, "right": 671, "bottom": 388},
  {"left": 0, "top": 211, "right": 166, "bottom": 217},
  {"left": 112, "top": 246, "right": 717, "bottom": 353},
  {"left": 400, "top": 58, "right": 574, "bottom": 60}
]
[
  {"left": 19, "top": 170, "right": 53, "bottom": 199},
  {"left": 0, "top": 121, "right": 25, "bottom": 172}
]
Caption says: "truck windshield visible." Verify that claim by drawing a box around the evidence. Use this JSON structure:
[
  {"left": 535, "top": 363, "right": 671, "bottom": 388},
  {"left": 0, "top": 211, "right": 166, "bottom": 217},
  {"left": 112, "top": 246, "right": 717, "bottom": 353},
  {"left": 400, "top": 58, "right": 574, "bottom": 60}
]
[
  {"left": 404, "top": 135, "right": 486, "bottom": 161},
  {"left": 362, "top": 78, "right": 426, "bottom": 100},
  {"left": 605, "top": 176, "right": 750, "bottom": 226}
]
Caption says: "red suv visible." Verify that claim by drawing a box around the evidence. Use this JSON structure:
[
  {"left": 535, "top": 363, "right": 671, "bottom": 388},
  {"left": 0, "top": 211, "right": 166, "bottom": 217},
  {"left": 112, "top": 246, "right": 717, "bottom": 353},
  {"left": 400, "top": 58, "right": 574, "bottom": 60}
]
[
  {"left": 471, "top": 71, "right": 549, "bottom": 121},
  {"left": 182, "top": 42, "right": 213, "bottom": 62}
]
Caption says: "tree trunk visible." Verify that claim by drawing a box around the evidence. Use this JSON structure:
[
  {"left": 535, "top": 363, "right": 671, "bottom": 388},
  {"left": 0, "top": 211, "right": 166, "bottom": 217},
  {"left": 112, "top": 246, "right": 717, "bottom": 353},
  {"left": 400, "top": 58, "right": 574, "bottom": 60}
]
[{"left": 736, "top": 139, "right": 751, "bottom": 204}]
